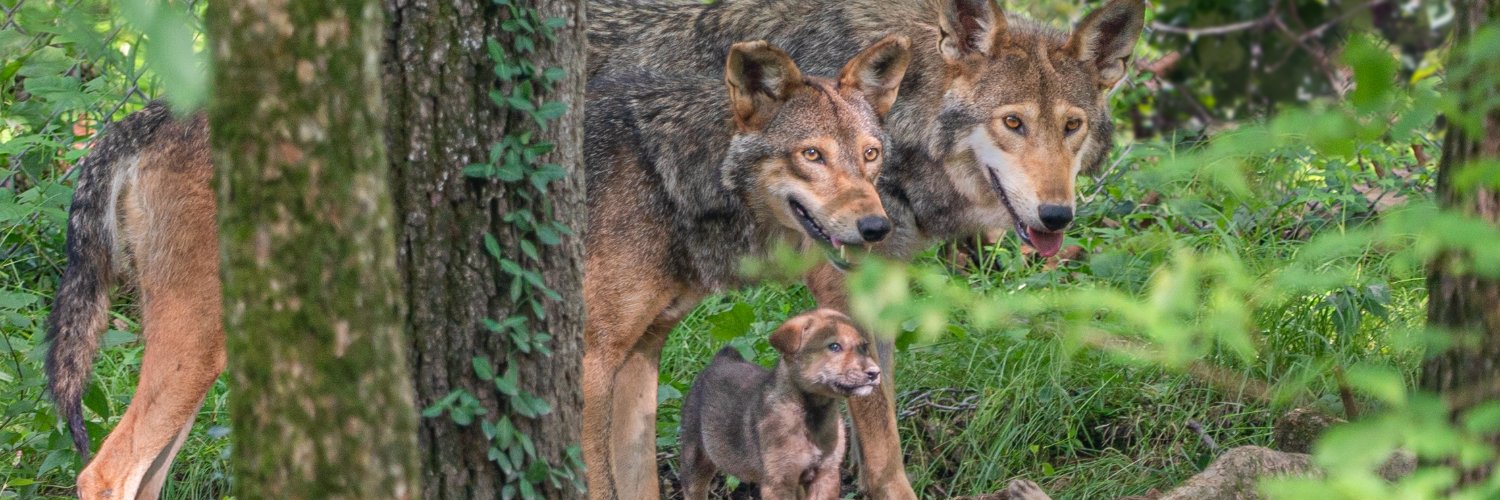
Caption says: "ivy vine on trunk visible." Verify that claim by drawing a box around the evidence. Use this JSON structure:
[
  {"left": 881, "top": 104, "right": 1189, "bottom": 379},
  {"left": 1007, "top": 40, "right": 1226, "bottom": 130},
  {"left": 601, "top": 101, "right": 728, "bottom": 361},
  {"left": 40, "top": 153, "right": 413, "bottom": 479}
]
[{"left": 383, "top": 0, "right": 588, "bottom": 497}]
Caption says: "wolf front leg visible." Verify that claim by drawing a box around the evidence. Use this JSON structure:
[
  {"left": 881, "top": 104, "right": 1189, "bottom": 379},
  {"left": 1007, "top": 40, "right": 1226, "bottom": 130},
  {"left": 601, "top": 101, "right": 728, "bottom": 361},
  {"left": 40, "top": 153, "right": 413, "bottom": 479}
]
[
  {"left": 804, "top": 262, "right": 916, "bottom": 500},
  {"left": 582, "top": 326, "right": 669, "bottom": 500},
  {"left": 582, "top": 250, "right": 687, "bottom": 500}
]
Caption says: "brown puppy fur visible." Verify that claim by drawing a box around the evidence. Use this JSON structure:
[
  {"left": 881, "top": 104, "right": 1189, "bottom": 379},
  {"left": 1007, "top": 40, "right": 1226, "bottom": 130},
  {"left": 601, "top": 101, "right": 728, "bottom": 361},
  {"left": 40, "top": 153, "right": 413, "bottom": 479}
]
[{"left": 679, "top": 309, "right": 879, "bottom": 500}]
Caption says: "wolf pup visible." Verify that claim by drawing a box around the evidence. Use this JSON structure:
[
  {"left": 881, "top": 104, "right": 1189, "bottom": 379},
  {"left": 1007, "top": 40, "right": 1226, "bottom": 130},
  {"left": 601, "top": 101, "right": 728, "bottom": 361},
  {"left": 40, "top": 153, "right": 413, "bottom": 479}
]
[
  {"left": 679, "top": 309, "right": 879, "bottom": 500},
  {"left": 583, "top": 36, "right": 910, "bottom": 499},
  {"left": 589, "top": 1, "right": 1145, "bottom": 496}
]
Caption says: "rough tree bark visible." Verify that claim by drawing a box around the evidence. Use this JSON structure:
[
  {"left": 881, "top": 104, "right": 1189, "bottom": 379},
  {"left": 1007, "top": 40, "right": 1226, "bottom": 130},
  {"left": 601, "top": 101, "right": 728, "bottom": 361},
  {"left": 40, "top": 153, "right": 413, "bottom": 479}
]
[
  {"left": 1420, "top": 0, "right": 1500, "bottom": 487},
  {"left": 210, "top": 0, "right": 419, "bottom": 497},
  {"left": 382, "top": 0, "right": 587, "bottom": 497}
]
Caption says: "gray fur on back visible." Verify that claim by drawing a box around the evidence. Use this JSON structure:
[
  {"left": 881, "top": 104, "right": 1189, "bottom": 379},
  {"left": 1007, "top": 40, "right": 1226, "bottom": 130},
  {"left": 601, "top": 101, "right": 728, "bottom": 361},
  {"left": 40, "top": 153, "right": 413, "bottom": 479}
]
[{"left": 585, "top": 69, "right": 779, "bottom": 290}]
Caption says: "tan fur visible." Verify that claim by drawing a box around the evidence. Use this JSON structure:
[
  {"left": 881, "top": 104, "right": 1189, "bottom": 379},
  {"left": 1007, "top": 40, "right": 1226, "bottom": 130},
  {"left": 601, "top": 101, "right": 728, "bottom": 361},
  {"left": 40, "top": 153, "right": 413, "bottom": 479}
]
[{"left": 47, "top": 106, "right": 227, "bottom": 499}]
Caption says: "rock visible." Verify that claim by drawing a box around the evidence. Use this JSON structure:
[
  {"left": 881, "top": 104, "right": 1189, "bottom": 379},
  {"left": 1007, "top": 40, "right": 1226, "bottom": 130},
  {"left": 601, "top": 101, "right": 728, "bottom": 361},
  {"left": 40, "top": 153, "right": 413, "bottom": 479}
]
[
  {"left": 1272, "top": 408, "right": 1345, "bottom": 454},
  {"left": 957, "top": 479, "right": 1053, "bottom": 500},
  {"left": 1157, "top": 446, "right": 1319, "bottom": 500}
]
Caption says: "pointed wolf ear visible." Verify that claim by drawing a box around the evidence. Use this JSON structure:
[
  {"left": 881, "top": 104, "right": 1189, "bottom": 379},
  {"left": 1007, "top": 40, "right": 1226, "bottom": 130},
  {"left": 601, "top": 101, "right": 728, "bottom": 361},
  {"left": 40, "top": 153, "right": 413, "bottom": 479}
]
[
  {"left": 1068, "top": 0, "right": 1145, "bottom": 89},
  {"left": 769, "top": 316, "right": 814, "bottom": 357},
  {"left": 840, "top": 34, "right": 912, "bottom": 119},
  {"left": 726, "top": 41, "right": 804, "bottom": 131},
  {"left": 936, "top": 0, "right": 1006, "bottom": 62}
]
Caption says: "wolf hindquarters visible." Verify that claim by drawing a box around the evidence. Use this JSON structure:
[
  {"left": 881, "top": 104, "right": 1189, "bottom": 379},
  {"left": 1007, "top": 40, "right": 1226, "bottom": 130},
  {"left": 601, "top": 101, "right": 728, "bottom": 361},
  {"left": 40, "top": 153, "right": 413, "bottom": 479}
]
[{"left": 46, "top": 102, "right": 226, "bottom": 499}]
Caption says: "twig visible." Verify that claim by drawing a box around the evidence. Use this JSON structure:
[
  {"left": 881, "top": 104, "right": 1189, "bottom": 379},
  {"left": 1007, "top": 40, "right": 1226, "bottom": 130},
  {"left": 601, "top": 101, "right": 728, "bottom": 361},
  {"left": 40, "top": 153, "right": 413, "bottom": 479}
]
[
  {"left": 1187, "top": 420, "right": 1220, "bottom": 452},
  {"left": 1297, "top": 0, "right": 1390, "bottom": 42},
  {"left": 1083, "top": 144, "right": 1134, "bottom": 204},
  {"left": 1333, "top": 365, "right": 1361, "bottom": 420},
  {"left": 896, "top": 387, "right": 980, "bottom": 419},
  {"left": 1150, "top": 16, "right": 1275, "bottom": 37}
]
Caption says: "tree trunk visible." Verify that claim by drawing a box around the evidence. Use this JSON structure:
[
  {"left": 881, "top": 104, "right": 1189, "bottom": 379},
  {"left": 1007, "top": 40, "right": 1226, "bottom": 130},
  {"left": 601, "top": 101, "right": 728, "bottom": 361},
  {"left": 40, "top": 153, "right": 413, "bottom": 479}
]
[
  {"left": 1420, "top": 0, "right": 1500, "bottom": 487},
  {"left": 382, "top": 0, "right": 588, "bottom": 497},
  {"left": 209, "top": 0, "right": 419, "bottom": 497}
]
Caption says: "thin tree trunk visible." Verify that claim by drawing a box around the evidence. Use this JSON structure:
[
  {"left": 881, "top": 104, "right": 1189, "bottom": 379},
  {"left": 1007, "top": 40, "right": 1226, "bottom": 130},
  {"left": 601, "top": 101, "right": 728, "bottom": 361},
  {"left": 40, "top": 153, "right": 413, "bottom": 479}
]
[
  {"left": 210, "top": 0, "right": 419, "bottom": 497},
  {"left": 1420, "top": 0, "right": 1500, "bottom": 488},
  {"left": 383, "top": 0, "right": 587, "bottom": 497}
]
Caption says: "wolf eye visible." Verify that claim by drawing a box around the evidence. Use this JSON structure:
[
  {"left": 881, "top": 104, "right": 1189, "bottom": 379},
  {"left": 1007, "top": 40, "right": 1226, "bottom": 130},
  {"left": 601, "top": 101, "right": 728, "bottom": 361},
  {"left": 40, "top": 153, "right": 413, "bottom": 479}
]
[
  {"left": 801, "top": 148, "right": 823, "bottom": 162},
  {"left": 827, "top": 342, "right": 842, "bottom": 353},
  {"left": 1003, "top": 115, "right": 1024, "bottom": 132},
  {"left": 1064, "top": 118, "right": 1082, "bottom": 134},
  {"left": 863, "top": 147, "right": 880, "bottom": 162}
]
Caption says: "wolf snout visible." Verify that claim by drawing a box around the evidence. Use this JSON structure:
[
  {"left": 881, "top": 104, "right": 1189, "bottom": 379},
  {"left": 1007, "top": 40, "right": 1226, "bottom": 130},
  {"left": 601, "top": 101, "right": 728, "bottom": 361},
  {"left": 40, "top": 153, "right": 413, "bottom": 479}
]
[
  {"left": 857, "top": 215, "right": 891, "bottom": 242},
  {"left": 1038, "top": 204, "right": 1073, "bottom": 231}
]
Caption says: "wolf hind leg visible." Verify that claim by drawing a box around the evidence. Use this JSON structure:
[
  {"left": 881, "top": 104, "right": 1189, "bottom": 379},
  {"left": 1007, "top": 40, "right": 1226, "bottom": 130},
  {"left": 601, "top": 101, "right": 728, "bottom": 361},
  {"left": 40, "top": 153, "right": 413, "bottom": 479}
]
[
  {"left": 76, "top": 285, "right": 224, "bottom": 499},
  {"left": 135, "top": 410, "right": 199, "bottom": 499},
  {"left": 77, "top": 166, "right": 224, "bottom": 500}
]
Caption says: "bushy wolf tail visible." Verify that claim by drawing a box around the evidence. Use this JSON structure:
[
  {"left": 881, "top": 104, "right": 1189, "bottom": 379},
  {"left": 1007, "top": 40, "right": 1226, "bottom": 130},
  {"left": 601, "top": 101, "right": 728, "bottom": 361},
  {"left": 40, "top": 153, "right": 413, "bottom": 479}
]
[
  {"left": 44, "top": 140, "right": 119, "bottom": 464},
  {"left": 44, "top": 103, "right": 171, "bottom": 462}
]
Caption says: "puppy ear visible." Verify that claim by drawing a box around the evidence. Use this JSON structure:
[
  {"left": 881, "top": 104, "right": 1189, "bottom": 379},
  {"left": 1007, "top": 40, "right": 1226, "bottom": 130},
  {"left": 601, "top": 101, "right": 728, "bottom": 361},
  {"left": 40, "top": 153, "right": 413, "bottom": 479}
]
[
  {"left": 769, "top": 317, "right": 813, "bottom": 357},
  {"left": 726, "top": 40, "right": 804, "bottom": 131},
  {"left": 935, "top": 0, "right": 1006, "bottom": 62},
  {"left": 839, "top": 34, "right": 912, "bottom": 119},
  {"left": 1067, "top": 0, "right": 1145, "bottom": 89}
]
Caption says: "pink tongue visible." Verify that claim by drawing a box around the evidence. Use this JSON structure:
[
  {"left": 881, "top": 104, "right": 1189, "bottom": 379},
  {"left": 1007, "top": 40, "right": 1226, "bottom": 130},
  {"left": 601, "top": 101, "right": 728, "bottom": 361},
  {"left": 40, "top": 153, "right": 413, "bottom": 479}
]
[{"left": 1026, "top": 228, "right": 1064, "bottom": 257}]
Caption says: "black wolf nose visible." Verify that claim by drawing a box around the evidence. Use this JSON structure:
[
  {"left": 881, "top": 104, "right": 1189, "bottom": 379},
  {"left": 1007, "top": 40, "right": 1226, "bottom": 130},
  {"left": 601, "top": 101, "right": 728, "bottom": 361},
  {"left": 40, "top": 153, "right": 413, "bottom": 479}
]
[
  {"left": 1038, "top": 205, "right": 1073, "bottom": 231},
  {"left": 865, "top": 367, "right": 881, "bottom": 382},
  {"left": 857, "top": 216, "right": 891, "bottom": 242}
]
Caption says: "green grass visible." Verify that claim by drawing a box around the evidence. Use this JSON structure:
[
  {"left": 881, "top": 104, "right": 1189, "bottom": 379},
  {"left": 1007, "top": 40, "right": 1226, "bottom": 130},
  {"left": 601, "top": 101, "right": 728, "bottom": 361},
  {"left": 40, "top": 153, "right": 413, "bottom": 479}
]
[{"left": 2, "top": 131, "right": 1433, "bottom": 499}]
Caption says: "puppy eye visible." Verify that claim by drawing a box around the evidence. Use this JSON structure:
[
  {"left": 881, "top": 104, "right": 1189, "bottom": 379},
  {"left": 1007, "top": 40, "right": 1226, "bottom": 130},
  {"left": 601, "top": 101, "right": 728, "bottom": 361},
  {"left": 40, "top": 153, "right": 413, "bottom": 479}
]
[
  {"left": 863, "top": 147, "right": 879, "bottom": 162},
  {"left": 801, "top": 148, "right": 823, "bottom": 162},
  {"left": 827, "top": 342, "right": 842, "bottom": 353},
  {"left": 1003, "top": 115, "right": 1024, "bottom": 132},
  {"left": 1064, "top": 118, "right": 1082, "bottom": 135}
]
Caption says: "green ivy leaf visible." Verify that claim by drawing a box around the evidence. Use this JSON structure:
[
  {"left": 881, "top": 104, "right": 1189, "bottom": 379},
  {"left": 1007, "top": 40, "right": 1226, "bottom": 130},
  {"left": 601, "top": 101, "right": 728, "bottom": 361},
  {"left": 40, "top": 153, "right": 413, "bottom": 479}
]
[
  {"left": 536, "top": 101, "right": 566, "bottom": 121},
  {"left": 473, "top": 357, "right": 495, "bottom": 381},
  {"left": 495, "top": 163, "right": 526, "bottom": 182},
  {"left": 519, "top": 239, "right": 539, "bottom": 261},
  {"left": 484, "top": 233, "right": 503, "bottom": 259},
  {"left": 496, "top": 366, "right": 520, "bottom": 396},
  {"left": 535, "top": 225, "right": 562, "bottom": 246}
]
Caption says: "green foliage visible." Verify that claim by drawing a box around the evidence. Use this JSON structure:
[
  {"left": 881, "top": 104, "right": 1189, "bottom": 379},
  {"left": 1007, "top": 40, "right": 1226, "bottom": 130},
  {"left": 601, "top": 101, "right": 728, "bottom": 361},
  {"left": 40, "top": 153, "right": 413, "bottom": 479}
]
[
  {"left": 1, "top": 1, "right": 227, "bottom": 497},
  {"left": 418, "top": 0, "right": 583, "bottom": 497},
  {"left": 817, "top": 22, "right": 1493, "bottom": 500}
]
